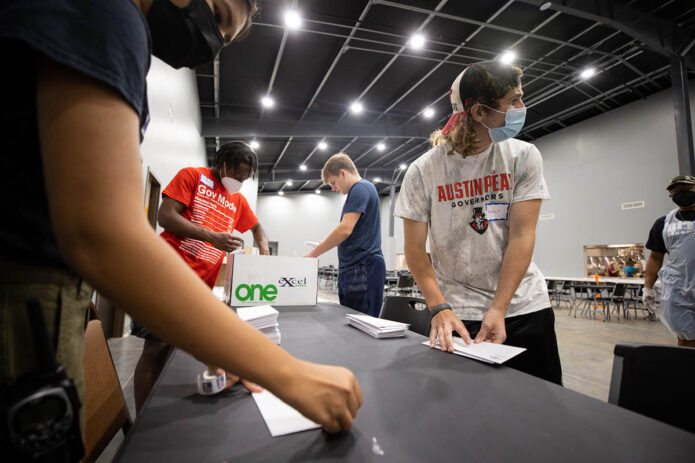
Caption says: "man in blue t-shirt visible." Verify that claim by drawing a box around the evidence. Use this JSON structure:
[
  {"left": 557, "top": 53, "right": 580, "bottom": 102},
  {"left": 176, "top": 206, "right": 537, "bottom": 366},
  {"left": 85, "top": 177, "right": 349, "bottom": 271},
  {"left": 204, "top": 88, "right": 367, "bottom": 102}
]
[{"left": 305, "top": 154, "right": 386, "bottom": 316}]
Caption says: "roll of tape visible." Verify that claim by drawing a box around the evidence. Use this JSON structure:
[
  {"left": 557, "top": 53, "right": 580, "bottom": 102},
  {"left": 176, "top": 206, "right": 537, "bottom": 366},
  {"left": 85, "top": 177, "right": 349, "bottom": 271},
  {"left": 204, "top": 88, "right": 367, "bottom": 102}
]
[{"left": 197, "top": 370, "right": 226, "bottom": 395}]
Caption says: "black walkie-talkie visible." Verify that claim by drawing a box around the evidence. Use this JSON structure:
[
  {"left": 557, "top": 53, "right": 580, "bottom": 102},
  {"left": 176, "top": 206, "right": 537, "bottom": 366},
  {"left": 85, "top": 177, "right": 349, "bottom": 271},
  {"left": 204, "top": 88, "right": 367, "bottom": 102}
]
[{"left": 0, "top": 299, "right": 84, "bottom": 462}]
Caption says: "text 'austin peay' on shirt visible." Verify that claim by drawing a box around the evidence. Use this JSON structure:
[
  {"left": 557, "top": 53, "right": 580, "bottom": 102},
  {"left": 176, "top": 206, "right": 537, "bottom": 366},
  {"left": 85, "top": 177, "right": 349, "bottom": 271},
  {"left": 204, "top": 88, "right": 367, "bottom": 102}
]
[{"left": 394, "top": 138, "right": 551, "bottom": 321}]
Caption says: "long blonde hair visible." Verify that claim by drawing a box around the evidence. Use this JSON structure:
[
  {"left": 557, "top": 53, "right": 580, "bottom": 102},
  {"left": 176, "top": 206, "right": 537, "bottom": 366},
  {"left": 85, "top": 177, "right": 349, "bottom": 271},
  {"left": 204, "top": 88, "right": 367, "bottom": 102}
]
[{"left": 431, "top": 64, "right": 523, "bottom": 157}]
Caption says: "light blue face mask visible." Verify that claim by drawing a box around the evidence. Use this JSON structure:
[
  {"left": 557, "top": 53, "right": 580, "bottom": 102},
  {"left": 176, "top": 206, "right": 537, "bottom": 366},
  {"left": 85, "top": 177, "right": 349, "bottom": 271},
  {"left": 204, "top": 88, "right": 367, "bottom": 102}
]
[{"left": 481, "top": 106, "right": 527, "bottom": 143}]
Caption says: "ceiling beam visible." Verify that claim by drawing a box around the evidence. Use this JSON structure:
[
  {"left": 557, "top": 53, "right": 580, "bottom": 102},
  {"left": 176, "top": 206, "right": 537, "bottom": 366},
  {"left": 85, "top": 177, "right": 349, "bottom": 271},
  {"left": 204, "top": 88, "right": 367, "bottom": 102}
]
[
  {"left": 201, "top": 118, "right": 431, "bottom": 139},
  {"left": 514, "top": 0, "right": 686, "bottom": 61}
]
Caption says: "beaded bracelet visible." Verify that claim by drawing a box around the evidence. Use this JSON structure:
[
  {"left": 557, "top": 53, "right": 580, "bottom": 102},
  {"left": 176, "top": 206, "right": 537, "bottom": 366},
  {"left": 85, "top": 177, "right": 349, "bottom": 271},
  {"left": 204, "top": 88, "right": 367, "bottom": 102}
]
[{"left": 429, "top": 303, "right": 453, "bottom": 319}]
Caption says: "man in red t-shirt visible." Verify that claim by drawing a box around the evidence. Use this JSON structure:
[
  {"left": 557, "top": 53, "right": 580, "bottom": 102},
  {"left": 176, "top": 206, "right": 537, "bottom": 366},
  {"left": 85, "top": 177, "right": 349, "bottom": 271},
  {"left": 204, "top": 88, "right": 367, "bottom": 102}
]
[{"left": 133, "top": 141, "right": 270, "bottom": 412}]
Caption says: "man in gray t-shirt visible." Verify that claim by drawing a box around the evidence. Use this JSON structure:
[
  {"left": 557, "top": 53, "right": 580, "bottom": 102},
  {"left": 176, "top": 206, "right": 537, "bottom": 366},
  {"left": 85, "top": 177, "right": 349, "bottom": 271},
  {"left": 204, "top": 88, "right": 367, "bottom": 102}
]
[{"left": 395, "top": 60, "right": 561, "bottom": 384}]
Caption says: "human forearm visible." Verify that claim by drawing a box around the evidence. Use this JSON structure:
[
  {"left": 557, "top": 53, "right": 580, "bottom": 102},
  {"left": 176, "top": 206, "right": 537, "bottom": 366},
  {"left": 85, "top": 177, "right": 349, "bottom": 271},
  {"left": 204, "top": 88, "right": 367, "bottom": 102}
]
[
  {"left": 307, "top": 225, "right": 350, "bottom": 258},
  {"left": 251, "top": 223, "right": 270, "bottom": 255},
  {"left": 644, "top": 252, "right": 664, "bottom": 288},
  {"left": 404, "top": 244, "right": 446, "bottom": 308},
  {"left": 159, "top": 208, "right": 214, "bottom": 242},
  {"left": 491, "top": 233, "right": 535, "bottom": 313}
]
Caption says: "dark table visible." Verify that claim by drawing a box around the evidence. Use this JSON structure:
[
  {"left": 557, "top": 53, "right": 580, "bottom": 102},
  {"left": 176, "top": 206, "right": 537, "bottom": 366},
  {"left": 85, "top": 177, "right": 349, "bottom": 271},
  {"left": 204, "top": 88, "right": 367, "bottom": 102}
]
[{"left": 115, "top": 303, "right": 695, "bottom": 462}]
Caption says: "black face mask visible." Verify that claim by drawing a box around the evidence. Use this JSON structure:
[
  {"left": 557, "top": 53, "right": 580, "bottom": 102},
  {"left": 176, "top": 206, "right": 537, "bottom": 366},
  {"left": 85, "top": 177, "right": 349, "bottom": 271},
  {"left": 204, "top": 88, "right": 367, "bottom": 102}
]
[
  {"left": 672, "top": 191, "right": 695, "bottom": 208},
  {"left": 146, "top": 0, "right": 225, "bottom": 69}
]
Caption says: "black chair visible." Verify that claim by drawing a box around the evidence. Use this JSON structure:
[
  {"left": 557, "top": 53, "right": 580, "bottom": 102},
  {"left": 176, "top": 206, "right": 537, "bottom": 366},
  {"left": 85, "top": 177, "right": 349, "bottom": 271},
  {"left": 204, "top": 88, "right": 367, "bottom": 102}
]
[
  {"left": 555, "top": 280, "right": 573, "bottom": 309},
  {"left": 609, "top": 343, "right": 695, "bottom": 433},
  {"left": 379, "top": 295, "right": 430, "bottom": 337},
  {"left": 395, "top": 274, "right": 415, "bottom": 295},
  {"left": 605, "top": 283, "right": 626, "bottom": 321}
]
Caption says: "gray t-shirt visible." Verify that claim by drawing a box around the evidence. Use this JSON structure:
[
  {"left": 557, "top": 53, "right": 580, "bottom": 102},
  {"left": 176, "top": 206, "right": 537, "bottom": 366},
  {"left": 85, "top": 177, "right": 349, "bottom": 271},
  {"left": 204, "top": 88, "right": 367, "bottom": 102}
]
[{"left": 394, "top": 139, "right": 551, "bottom": 320}]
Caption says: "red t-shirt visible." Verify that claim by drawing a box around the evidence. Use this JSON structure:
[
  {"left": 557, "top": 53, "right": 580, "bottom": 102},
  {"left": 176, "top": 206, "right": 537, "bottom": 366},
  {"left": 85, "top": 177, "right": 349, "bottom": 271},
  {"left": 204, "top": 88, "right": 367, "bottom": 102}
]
[{"left": 160, "top": 167, "right": 258, "bottom": 288}]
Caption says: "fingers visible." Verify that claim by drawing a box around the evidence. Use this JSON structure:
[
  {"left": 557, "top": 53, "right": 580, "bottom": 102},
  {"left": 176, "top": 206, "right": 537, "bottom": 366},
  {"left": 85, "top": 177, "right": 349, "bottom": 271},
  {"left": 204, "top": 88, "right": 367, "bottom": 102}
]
[
  {"left": 474, "top": 325, "right": 488, "bottom": 344},
  {"left": 429, "top": 327, "right": 437, "bottom": 348},
  {"left": 454, "top": 322, "right": 471, "bottom": 345},
  {"left": 240, "top": 378, "right": 263, "bottom": 393}
]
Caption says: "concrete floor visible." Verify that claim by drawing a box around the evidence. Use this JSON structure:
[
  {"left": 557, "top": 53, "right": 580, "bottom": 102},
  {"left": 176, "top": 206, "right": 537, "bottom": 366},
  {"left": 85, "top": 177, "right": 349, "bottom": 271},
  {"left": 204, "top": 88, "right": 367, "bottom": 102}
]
[{"left": 96, "top": 288, "right": 674, "bottom": 462}]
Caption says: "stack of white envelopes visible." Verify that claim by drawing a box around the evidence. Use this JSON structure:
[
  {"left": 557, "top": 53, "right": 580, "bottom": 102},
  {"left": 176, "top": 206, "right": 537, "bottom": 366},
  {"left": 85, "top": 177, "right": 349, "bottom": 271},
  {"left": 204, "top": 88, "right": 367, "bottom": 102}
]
[
  {"left": 237, "top": 305, "right": 281, "bottom": 344},
  {"left": 423, "top": 338, "right": 525, "bottom": 364},
  {"left": 346, "top": 313, "right": 410, "bottom": 338}
]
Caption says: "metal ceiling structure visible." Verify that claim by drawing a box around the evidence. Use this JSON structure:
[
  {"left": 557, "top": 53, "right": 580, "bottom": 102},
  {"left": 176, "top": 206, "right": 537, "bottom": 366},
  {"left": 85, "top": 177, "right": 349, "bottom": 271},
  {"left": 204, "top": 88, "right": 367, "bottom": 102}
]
[{"left": 195, "top": 0, "right": 695, "bottom": 195}]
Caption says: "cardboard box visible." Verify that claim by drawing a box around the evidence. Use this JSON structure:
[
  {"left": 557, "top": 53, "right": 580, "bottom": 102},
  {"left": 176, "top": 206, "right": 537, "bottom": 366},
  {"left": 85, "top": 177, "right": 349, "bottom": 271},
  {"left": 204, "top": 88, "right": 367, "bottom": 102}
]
[{"left": 223, "top": 254, "right": 319, "bottom": 306}]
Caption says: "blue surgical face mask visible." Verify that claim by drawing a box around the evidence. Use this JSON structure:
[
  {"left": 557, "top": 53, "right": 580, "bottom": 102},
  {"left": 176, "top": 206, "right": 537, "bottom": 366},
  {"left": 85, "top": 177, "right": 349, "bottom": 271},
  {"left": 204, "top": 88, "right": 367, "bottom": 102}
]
[{"left": 481, "top": 105, "right": 526, "bottom": 143}]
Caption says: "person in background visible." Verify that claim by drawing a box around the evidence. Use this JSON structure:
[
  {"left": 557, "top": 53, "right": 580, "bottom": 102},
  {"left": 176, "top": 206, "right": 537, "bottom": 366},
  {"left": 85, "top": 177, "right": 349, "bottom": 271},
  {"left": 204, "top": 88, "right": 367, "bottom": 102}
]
[
  {"left": 132, "top": 141, "right": 270, "bottom": 413},
  {"left": 304, "top": 154, "right": 386, "bottom": 317},
  {"left": 644, "top": 175, "right": 695, "bottom": 340},
  {"left": 394, "top": 60, "right": 562, "bottom": 384},
  {"left": 608, "top": 261, "right": 620, "bottom": 277},
  {"left": 0, "top": 0, "right": 362, "bottom": 447},
  {"left": 623, "top": 258, "right": 636, "bottom": 278}
]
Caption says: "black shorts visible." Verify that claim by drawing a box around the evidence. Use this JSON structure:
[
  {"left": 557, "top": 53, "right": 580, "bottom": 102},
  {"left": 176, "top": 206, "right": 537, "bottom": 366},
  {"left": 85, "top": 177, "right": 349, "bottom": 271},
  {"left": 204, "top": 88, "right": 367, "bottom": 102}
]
[{"left": 462, "top": 308, "right": 563, "bottom": 385}]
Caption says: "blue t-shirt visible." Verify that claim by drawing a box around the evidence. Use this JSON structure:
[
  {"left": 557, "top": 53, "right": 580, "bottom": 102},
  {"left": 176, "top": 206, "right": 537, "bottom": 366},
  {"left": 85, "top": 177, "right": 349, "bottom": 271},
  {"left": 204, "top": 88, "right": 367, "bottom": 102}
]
[
  {"left": 338, "top": 180, "right": 383, "bottom": 271},
  {"left": 0, "top": 0, "right": 151, "bottom": 267}
]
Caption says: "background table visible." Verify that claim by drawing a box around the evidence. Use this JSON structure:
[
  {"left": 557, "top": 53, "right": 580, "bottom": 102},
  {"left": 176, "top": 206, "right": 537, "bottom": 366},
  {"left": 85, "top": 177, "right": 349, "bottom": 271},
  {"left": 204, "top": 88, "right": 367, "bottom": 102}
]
[{"left": 115, "top": 303, "right": 695, "bottom": 462}]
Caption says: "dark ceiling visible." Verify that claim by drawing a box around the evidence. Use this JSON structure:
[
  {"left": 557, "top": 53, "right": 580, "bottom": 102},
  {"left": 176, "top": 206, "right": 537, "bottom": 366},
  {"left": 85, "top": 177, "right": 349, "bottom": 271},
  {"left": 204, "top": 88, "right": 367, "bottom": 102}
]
[{"left": 195, "top": 0, "right": 695, "bottom": 195}]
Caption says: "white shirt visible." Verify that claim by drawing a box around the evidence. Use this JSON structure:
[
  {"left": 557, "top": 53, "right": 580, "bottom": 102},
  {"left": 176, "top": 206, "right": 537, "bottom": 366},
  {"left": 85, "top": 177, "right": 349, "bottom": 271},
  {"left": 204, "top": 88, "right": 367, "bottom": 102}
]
[{"left": 394, "top": 139, "right": 551, "bottom": 320}]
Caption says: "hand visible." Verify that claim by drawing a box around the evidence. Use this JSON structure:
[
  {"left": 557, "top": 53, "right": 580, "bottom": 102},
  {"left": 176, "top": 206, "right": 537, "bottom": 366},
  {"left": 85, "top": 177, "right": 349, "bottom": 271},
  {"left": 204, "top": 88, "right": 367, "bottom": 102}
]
[
  {"left": 643, "top": 287, "right": 656, "bottom": 312},
  {"left": 303, "top": 250, "right": 318, "bottom": 258},
  {"left": 474, "top": 308, "right": 506, "bottom": 344},
  {"left": 429, "top": 308, "right": 471, "bottom": 352},
  {"left": 207, "top": 232, "right": 244, "bottom": 252},
  {"left": 281, "top": 361, "right": 363, "bottom": 433},
  {"left": 208, "top": 367, "right": 263, "bottom": 393},
  {"left": 258, "top": 243, "right": 271, "bottom": 256}
]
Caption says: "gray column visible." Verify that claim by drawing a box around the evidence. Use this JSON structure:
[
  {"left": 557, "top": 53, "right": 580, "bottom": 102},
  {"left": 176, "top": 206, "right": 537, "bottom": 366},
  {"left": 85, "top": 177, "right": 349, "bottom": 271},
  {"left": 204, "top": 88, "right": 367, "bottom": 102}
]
[{"left": 670, "top": 55, "right": 695, "bottom": 176}]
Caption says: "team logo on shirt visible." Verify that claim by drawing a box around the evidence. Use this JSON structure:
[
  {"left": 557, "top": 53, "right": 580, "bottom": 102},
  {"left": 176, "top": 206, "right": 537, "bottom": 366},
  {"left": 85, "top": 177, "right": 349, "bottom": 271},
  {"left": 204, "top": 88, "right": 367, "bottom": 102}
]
[{"left": 469, "top": 207, "right": 488, "bottom": 235}]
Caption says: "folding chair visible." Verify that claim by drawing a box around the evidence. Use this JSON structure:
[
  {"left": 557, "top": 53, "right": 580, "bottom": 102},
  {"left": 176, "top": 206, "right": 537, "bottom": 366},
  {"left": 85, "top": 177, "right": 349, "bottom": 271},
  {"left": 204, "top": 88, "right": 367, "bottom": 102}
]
[
  {"left": 609, "top": 343, "right": 695, "bottom": 433},
  {"left": 605, "top": 283, "right": 626, "bottom": 322},
  {"left": 82, "top": 320, "right": 132, "bottom": 463},
  {"left": 379, "top": 295, "right": 430, "bottom": 336},
  {"left": 395, "top": 274, "right": 415, "bottom": 296}
]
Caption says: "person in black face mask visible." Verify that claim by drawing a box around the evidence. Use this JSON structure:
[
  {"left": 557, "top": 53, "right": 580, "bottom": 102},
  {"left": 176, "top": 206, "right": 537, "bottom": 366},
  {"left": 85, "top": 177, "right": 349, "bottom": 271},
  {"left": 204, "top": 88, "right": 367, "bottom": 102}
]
[
  {"left": 643, "top": 175, "right": 695, "bottom": 344},
  {"left": 147, "top": 0, "right": 256, "bottom": 69},
  {"left": 0, "top": 0, "right": 365, "bottom": 453}
]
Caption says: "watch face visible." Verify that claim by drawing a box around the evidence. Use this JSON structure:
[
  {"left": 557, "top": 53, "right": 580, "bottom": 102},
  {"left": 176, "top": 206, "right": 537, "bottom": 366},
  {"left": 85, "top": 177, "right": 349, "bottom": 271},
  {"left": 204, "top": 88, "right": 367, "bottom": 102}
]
[{"left": 14, "top": 394, "right": 67, "bottom": 433}]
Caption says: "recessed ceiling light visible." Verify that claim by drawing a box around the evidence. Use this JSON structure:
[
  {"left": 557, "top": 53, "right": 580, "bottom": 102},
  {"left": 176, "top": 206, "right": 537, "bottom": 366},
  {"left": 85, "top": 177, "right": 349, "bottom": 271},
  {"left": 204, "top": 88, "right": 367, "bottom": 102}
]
[
  {"left": 284, "top": 10, "right": 302, "bottom": 30},
  {"left": 580, "top": 67, "right": 596, "bottom": 80},
  {"left": 261, "top": 96, "right": 274, "bottom": 108},
  {"left": 423, "top": 107, "right": 435, "bottom": 119},
  {"left": 373, "top": 177, "right": 381, "bottom": 183},
  {"left": 376, "top": 143, "right": 386, "bottom": 151},
  {"left": 315, "top": 189, "right": 321, "bottom": 194},
  {"left": 409, "top": 33, "right": 426, "bottom": 50},
  {"left": 350, "top": 102, "right": 363, "bottom": 114},
  {"left": 299, "top": 164, "right": 307, "bottom": 171},
  {"left": 286, "top": 180, "right": 293, "bottom": 186},
  {"left": 318, "top": 141, "right": 328, "bottom": 150},
  {"left": 250, "top": 140, "right": 260, "bottom": 149},
  {"left": 499, "top": 50, "right": 516, "bottom": 64},
  {"left": 278, "top": 191, "right": 285, "bottom": 196},
  {"left": 399, "top": 163, "right": 407, "bottom": 170}
]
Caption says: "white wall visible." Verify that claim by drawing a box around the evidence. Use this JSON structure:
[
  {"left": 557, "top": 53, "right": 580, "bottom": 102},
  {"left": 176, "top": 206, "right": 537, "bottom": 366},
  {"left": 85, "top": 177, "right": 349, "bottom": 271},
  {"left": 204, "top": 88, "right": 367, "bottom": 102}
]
[
  {"left": 533, "top": 82, "right": 694, "bottom": 277},
  {"left": 257, "top": 192, "right": 346, "bottom": 266},
  {"left": 139, "top": 57, "right": 258, "bottom": 245}
]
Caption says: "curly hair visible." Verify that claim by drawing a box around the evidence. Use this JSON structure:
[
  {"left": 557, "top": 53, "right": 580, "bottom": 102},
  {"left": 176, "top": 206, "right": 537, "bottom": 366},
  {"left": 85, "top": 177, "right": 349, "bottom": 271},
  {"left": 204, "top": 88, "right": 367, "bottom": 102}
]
[
  {"left": 431, "top": 64, "right": 523, "bottom": 157},
  {"left": 212, "top": 141, "right": 258, "bottom": 177}
]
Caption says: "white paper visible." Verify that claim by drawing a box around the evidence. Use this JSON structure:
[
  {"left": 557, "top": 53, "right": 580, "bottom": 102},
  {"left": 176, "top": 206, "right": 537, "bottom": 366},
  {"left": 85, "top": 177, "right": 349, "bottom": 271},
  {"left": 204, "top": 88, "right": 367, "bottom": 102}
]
[
  {"left": 236, "top": 305, "right": 279, "bottom": 322},
  {"left": 422, "top": 338, "right": 525, "bottom": 364},
  {"left": 251, "top": 390, "right": 320, "bottom": 437}
]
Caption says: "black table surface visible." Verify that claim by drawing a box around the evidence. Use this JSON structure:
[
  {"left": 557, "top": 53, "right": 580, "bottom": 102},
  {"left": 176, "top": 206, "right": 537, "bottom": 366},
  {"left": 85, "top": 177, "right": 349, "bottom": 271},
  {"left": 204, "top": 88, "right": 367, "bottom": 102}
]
[{"left": 115, "top": 303, "right": 695, "bottom": 462}]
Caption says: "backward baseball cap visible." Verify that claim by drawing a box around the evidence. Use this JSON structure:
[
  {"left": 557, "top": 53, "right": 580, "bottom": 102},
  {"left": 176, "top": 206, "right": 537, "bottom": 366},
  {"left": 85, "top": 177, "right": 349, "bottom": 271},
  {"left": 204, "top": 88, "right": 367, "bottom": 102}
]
[
  {"left": 666, "top": 175, "right": 695, "bottom": 190},
  {"left": 441, "top": 60, "right": 522, "bottom": 135}
]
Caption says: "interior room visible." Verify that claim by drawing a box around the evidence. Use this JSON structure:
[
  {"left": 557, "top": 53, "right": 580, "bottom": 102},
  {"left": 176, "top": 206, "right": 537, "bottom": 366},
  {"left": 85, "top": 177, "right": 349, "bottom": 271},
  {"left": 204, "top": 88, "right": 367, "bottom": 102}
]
[{"left": 3, "top": 0, "right": 695, "bottom": 461}]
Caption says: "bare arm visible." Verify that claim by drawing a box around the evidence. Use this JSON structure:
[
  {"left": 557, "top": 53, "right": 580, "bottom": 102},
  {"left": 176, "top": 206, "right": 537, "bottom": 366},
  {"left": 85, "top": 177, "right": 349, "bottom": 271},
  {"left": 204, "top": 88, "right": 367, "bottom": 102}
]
[
  {"left": 403, "top": 218, "right": 471, "bottom": 349},
  {"left": 37, "top": 58, "right": 361, "bottom": 432},
  {"left": 250, "top": 222, "right": 270, "bottom": 255},
  {"left": 644, "top": 251, "right": 664, "bottom": 288},
  {"left": 474, "top": 199, "right": 542, "bottom": 344},
  {"left": 158, "top": 195, "right": 243, "bottom": 252},
  {"left": 304, "top": 212, "right": 360, "bottom": 258}
]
